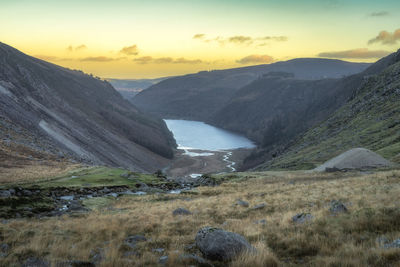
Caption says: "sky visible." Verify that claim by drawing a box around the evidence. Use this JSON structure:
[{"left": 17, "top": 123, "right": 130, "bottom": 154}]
[{"left": 1, "top": 0, "right": 399, "bottom": 78}]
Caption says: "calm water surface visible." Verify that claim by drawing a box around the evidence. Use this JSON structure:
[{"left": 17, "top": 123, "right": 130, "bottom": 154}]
[{"left": 164, "top": 119, "right": 255, "bottom": 151}]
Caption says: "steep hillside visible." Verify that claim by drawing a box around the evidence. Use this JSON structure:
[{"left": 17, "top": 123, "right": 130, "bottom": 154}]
[
  {"left": 210, "top": 51, "right": 400, "bottom": 169},
  {"left": 132, "top": 59, "right": 370, "bottom": 121},
  {"left": 257, "top": 50, "right": 400, "bottom": 170},
  {"left": 0, "top": 42, "right": 176, "bottom": 172}
]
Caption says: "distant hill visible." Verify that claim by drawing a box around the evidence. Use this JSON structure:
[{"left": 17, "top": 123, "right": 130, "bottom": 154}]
[
  {"left": 254, "top": 49, "right": 400, "bottom": 170},
  {"left": 0, "top": 42, "right": 176, "bottom": 172},
  {"left": 107, "top": 77, "right": 169, "bottom": 100},
  {"left": 132, "top": 59, "right": 370, "bottom": 121}
]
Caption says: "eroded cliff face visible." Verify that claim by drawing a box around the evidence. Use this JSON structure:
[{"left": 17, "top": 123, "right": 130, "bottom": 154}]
[{"left": 0, "top": 42, "right": 176, "bottom": 172}]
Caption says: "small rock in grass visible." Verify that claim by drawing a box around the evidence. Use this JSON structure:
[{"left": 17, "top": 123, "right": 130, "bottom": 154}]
[
  {"left": 235, "top": 199, "right": 249, "bottom": 207},
  {"left": 251, "top": 203, "right": 266, "bottom": 210},
  {"left": 152, "top": 248, "right": 165, "bottom": 253},
  {"left": 292, "top": 213, "right": 313, "bottom": 224},
  {"left": 384, "top": 239, "right": 400, "bottom": 249},
  {"left": 253, "top": 219, "right": 267, "bottom": 225},
  {"left": 173, "top": 208, "right": 192, "bottom": 216},
  {"left": 159, "top": 255, "right": 168, "bottom": 264},
  {"left": 124, "top": 235, "right": 147, "bottom": 249},
  {"left": 329, "top": 200, "right": 348, "bottom": 214}
]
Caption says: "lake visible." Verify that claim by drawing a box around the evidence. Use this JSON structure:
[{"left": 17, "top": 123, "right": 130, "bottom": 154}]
[{"left": 164, "top": 119, "right": 255, "bottom": 151}]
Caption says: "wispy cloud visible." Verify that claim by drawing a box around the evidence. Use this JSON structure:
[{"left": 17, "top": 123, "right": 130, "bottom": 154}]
[
  {"left": 368, "top": 29, "right": 400, "bottom": 45},
  {"left": 80, "top": 56, "right": 121, "bottom": 62},
  {"left": 194, "top": 34, "right": 288, "bottom": 46},
  {"left": 368, "top": 11, "right": 389, "bottom": 17},
  {"left": 134, "top": 56, "right": 203, "bottom": 64},
  {"left": 318, "top": 48, "right": 390, "bottom": 59},
  {"left": 193, "top": 34, "right": 205, "bottom": 39},
  {"left": 66, "top": 44, "right": 87, "bottom": 52},
  {"left": 120, "top": 45, "right": 139, "bottom": 56},
  {"left": 236, "top": 54, "right": 274, "bottom": 64}
]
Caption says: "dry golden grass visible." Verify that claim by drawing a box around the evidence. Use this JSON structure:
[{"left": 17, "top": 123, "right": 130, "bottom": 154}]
[
  {"left": 1, "top": 170, "right": 400, "bottom": 266},
  {"left": 0, "top": 163, "right": 80, "bottom": 185}
]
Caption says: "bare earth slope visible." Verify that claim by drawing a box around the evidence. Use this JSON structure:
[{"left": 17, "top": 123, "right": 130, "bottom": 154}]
[{"left": 0, "top": 42, "right": 176, "bottom": 172}]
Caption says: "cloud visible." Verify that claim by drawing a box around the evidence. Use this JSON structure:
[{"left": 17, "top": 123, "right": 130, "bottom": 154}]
[
  {"left": 193, "top": 34, "right": 205, "bottom": 39},
  {"left": 368, "top": 29, "right": 400, "bottom": 45},
  {"left": 66, "top": 44, "right": 87, "bottom": 52},
  {"left": 236, "top": 54, "right": 274, "bottom": 64},
  {"left": 228, "top": 36, "right": 253, "bottom": 44},
  {"left": 194, "top": 34, "right": 288, "bottom": 47},
  {"left": 134, "top": 56, "right": 203, "bottom": 64},
  {"left": 120, "top": 45, "right": 139, "bottom": 55},
  {"left": 80, "top": 56, "right": 118, "bottom": 62},
  {"left": 368, "top": 11, "right": 389, "bottom": 17},
  {"left": 318, "top": 48, "right": 390, "bottom": 59}
]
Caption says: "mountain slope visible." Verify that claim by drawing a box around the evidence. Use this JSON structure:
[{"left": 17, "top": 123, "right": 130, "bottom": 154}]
[
  {"left": 0, "top": 42, "right": 176, "bottom": 172},
  {"left": 132, "top": 59, "right": 370, "bottom": 121},
  {"left": 257, "top": 50, "right": 400, "bottom": 170}
]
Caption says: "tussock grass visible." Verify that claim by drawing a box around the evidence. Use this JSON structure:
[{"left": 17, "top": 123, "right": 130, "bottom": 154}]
[{"left": 0, "top": 170, "right": 399, "bottom": 266}]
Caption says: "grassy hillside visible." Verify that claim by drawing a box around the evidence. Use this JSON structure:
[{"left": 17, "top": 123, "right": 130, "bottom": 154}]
[
  {"left": 258, "top": 59, "right": 400, "bottom": 170},
  {"left": 1, "top": 169, "right": 399, "bottom": 266}
]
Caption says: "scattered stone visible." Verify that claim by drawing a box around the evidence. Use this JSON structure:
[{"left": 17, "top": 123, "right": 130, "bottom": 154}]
[
  {"left": 0, "top": 243, "right": 9, "bottom": 257},
  {"left": 195, "top": 227, "right": 254, "bottom": 261},
  {"left": 329, "top": 200, "right": 348, "bottom": 214},
  {"left": 253, "top": 219, "right": 267, "bottom": 225},
  {"left": 384, "top": 239, "right": 400, "bottom": 249},
  {"left": 0, "top": 190, "right": 11, "bottom": 198},
  {"left": 292, "top": 213, "right": 313, "bottom": 224},
  {"left": 60, "top": 195, "right": 74, "bottom": 201},
  {"left": 173, "top": 208, "right": 192, "bottom": 216},
  {"left": 152, "top": 248, "right": 165, "bottom": 253},
  {"left": 22, "top": 257, "right": 50, "bottom": 267},
  {"left": 251, "top": 203, "right": 266, "bottom": 210},
  {"left": 120, "top": 173, "right": 130, "bottom": 178},
  {"left": 159, "top": 255, "right": 168, "bottom": 264},
  {"left": 235, "top": 199, "right": 249, "bottom": 208},
  {"left": 124, "top": 235, "right": 147, "bottom": 249},
  {"left": 106, "top": 193, "right": 118, "bottom": 198},
  {"left": 179, "top": 253, "right": 214, "bottom": 267}
]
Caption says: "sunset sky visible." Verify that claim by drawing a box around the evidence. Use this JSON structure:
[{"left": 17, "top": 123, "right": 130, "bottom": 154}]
[{"left": 1, "top": 0, "right": 399, "bottom": 78}]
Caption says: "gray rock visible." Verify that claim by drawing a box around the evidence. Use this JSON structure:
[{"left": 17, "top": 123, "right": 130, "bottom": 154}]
[
  {"left": 159, "top": 255, "right": 168, "bottom": 264},
  {"left": 152, "top": 248, "right": 165, "bottom": 253},
  {"left": 22, "top": 257, "right": 50, "bottom": 267},
  {"left": 384, "top": 239, "right": 400, "bottom": 249},
  {"left": 179, "top": 253, "right": 214, "bottom": 267},
  {"left": 292, "top": 213, "right": 313, "bottom": 224},
  {"left": 329, "top": 200, "right": 348, "bottom": 214},
  {"left": 0, "top": 243, "right": 9, "bottom": 257},
  {"left": 120, "top": 173, "right": 130, "bottom": 178},
  {"left": 60, "top": 195, "right": 74, "bottom": 201},
  {"left": 195, "top": 227, "right": 254, "bottom": 261},
  {"left": 235, "top": 199, "right": 249, "bottom": 208},
  {"left": 0, "top": 190, "right": 11, "bottom": 198},
  {"left": 251, "top": 203, "right": 266, "bottom": 210},
  {"left": 106, "top": 193, "right": 118, "bottom": 198},
  {"left": 124, "top": 235, "right": 147, "bottom": 249},
  {"left": 253, "top": 219, "right": 267, "bottom": 225},
  {"left": 173, "top": 208, "right": 192, "bottom": 216}
]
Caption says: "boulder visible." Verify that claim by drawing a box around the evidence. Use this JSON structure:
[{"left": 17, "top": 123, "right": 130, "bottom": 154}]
[
  {"left": 124, "top": 235, "right": 147, "bottom": 249},
  {"left": 314, "top": 148, "right": 393, "bottom": 172},
  {"left": 195, "top": 227, "right": 254, "bottom": 261},
  {"left": 251, "top": 203, "right": 266, "bottom": 210},
  {"left": 384, "top": 239, "right": 400, "bottom": 249},
  {"left": 0, "top": 190, "right": 11, "bottom": 198}
]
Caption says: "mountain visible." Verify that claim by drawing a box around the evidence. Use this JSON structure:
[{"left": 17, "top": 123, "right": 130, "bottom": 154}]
[
  {"left": 254, "top": 49, "right": 400, "bottom": 170},
  {"left": 132, "top": 59, "right": 370, "bottom": 121},
  {"left": 107, "top": 77, "right": 169, "bottom": 100},
  {"left": 0, "top": 42, "right": 176, "bottom": 172}
]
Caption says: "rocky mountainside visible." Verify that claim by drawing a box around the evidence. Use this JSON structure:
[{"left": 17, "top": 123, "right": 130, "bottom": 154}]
[
  {"left": 132, "top": 59, "right": 370, "bottom": 121},
  {"left": 256, "top": 49, "right": 400, "bottom": 170},
  {"left": 0, "top": 42, "right": 176, "bottom": 172}
]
